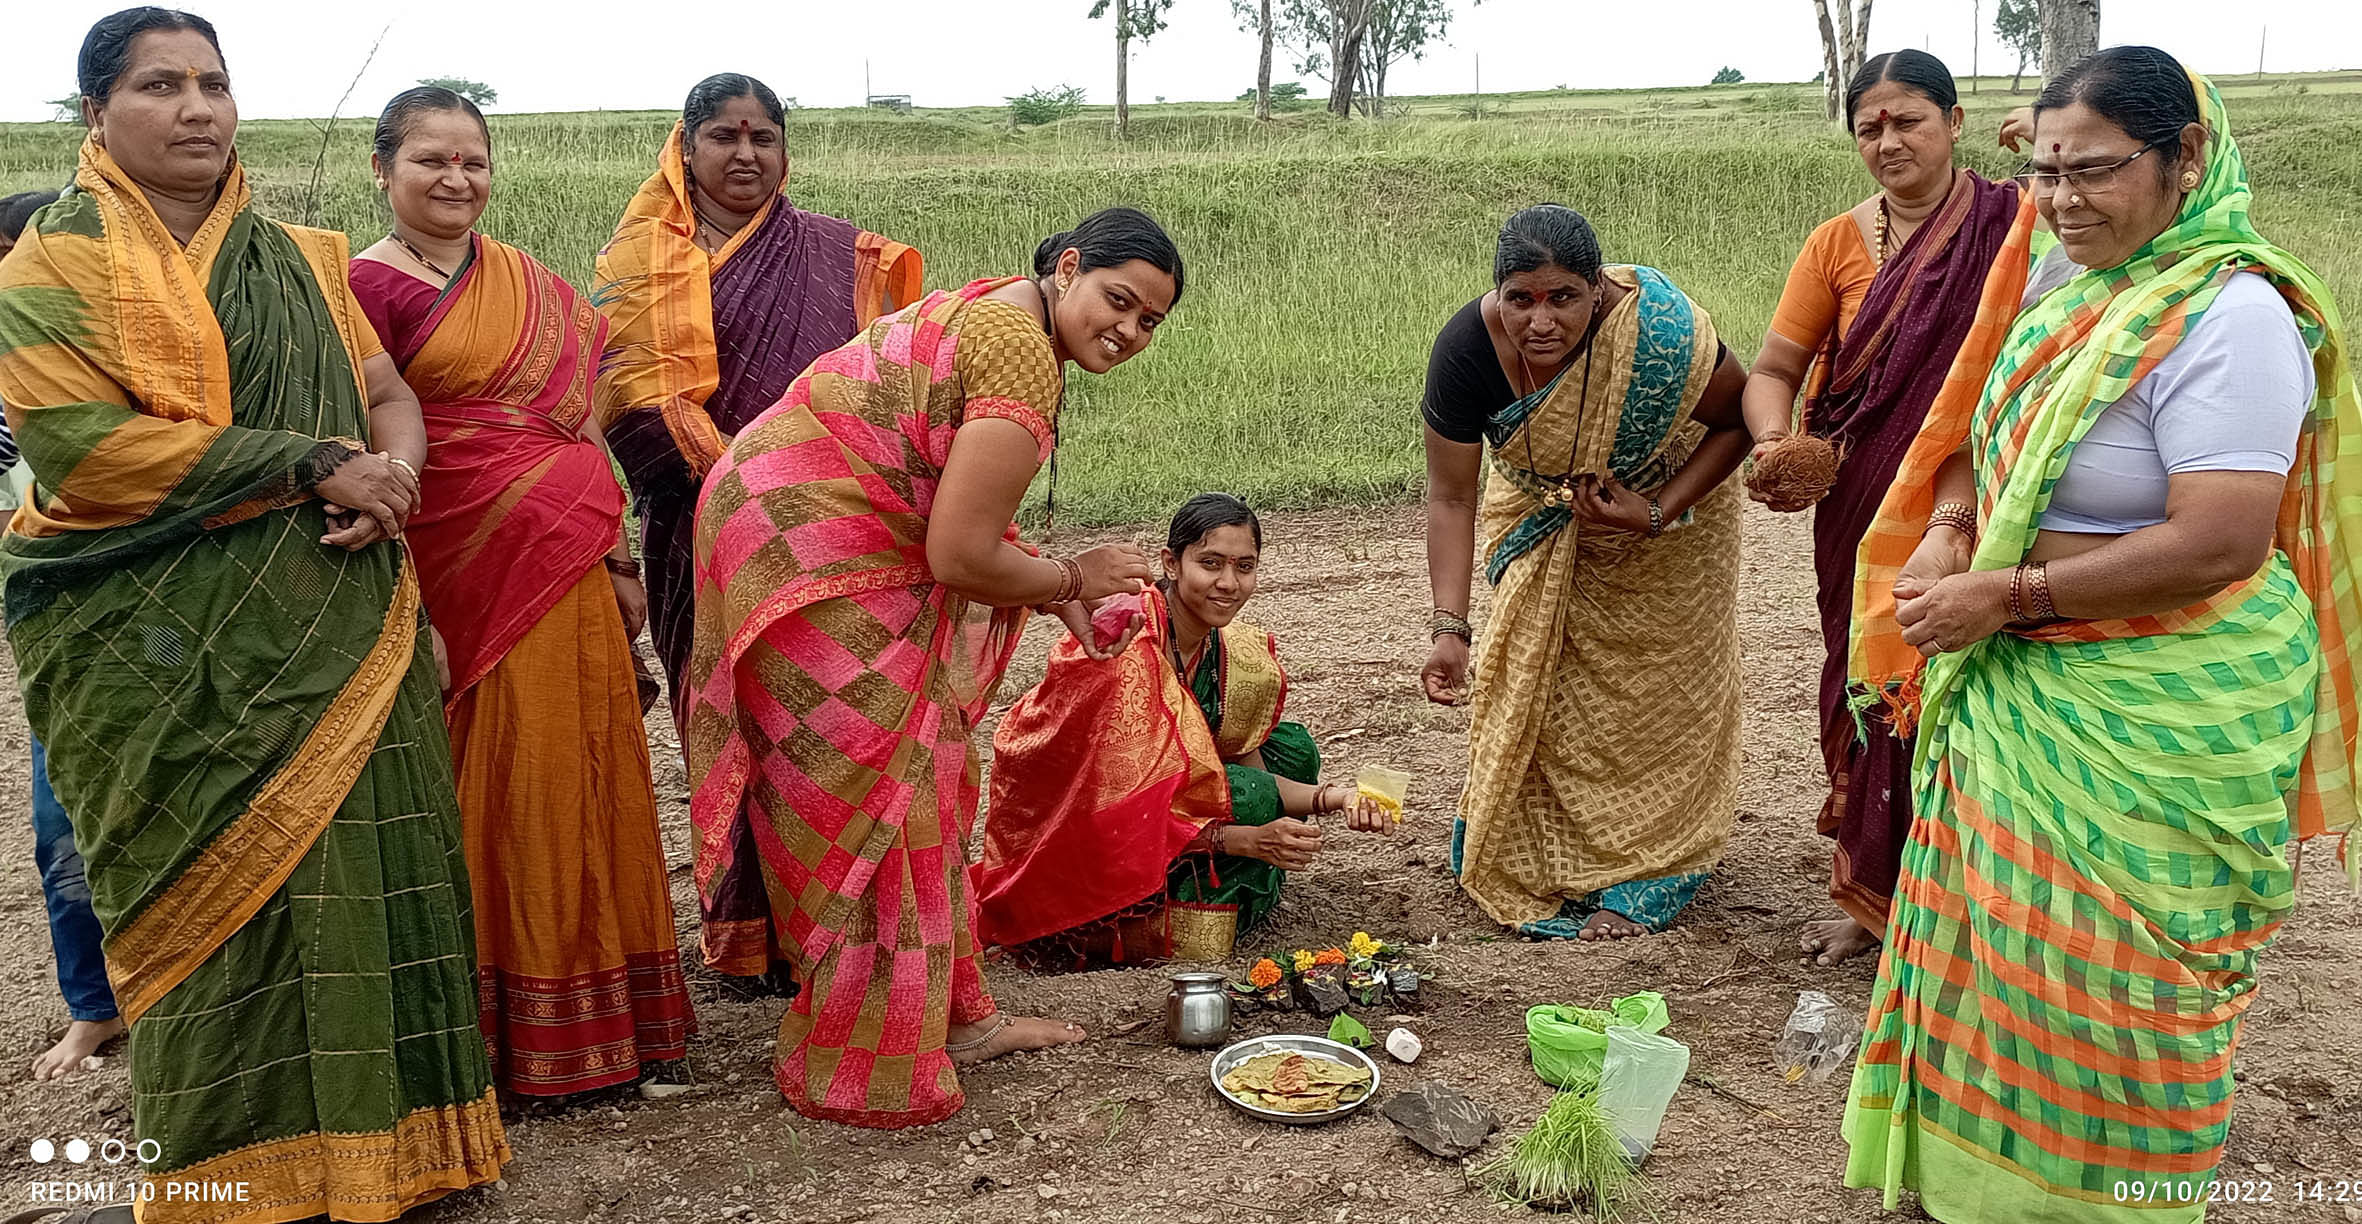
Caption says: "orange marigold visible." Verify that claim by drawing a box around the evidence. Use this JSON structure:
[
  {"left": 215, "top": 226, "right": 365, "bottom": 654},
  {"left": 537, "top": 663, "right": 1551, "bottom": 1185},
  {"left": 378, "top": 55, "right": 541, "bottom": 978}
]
[
  {"left": 1248, "top": 958, "right": 1283, "bottom": 989},
  {"left": 1315, "top": 947, "right": 1348, "bottom": 966}
]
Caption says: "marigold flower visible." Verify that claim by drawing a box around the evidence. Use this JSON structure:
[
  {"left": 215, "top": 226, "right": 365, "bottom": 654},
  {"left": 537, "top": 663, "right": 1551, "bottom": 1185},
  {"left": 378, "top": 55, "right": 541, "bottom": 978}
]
[
  {"left": 1349, "top": 931, "right": 1384, "bottom": 959},
  {"left": 1316, "top": 947, "right": 1347, "bottom": 966},
  {"left": 1248, "top": 958, "right": 1282, "bottom": 989},
  {"left": 1292, "top": 949, "right": 1317, "bottom": 974}
]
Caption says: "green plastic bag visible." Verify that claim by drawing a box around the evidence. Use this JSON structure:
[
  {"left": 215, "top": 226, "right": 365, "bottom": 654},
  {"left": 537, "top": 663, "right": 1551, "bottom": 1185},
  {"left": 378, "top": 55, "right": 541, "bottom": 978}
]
[{"left": 1525, "top": 992, "right": 1669, "bottom": 1090}]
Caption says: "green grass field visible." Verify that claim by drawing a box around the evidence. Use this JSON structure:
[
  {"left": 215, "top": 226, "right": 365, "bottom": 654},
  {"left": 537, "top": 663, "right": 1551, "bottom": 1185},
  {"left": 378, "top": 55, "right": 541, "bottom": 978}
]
[{"left": 5, "top": 74, "right": 2358, "bottom": 526}]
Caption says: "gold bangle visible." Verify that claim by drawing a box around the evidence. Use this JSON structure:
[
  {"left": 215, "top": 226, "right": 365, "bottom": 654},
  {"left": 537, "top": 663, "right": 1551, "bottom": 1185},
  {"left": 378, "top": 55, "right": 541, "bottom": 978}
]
[{"left": 1926, "top": 502, "right": 1977, "bottom": 537}]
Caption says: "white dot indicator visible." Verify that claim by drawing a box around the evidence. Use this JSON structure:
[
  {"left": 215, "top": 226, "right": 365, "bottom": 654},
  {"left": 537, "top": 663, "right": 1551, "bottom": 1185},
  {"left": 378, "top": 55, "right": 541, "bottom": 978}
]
[
  {"left": 29, "top": 1138, "right": 55, "bottom": 1163},
  {"left": 65, "top": 1138, "right": 91, "bottom": 1163}
]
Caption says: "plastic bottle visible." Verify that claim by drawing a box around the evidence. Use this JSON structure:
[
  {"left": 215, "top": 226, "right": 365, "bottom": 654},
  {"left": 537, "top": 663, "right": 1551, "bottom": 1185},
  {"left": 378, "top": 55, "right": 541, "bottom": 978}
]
[{"left": 1773, "top": 989, "right": 1863, "bottom": 1085}]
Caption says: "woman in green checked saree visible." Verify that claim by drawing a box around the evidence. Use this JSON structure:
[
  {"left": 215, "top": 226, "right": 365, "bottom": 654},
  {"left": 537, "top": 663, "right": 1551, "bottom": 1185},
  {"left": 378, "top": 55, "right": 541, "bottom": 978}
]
[
  {"left": 1841, "top": 47, "right": 2361, "bottom": 1222},
  {"left": 0, "top": 10, "right": 506, "bottom": 1222}
]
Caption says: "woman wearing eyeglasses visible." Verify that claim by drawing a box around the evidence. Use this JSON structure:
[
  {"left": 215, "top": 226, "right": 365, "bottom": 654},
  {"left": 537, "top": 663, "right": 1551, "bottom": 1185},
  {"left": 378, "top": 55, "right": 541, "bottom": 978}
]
[
  {"left": 1738, "top": 50, "right": 2024, "bottom": 969},
  {"left": 1841, "top": 46, "right": 2360, "bottom": 1222}
]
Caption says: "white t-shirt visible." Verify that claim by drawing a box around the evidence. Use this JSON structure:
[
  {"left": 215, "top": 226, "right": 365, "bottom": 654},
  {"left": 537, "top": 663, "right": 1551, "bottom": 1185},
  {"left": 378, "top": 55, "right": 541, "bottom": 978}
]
[{"left": 2018, "top": 248, "right": 2315, "bottom": 534}]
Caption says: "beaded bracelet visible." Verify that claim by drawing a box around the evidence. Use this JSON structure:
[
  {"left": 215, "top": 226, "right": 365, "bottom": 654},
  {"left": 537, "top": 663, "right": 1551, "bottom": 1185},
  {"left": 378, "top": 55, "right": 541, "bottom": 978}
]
[{"left": 1429, "top": 608, "right": 1475, "bottom": 644}]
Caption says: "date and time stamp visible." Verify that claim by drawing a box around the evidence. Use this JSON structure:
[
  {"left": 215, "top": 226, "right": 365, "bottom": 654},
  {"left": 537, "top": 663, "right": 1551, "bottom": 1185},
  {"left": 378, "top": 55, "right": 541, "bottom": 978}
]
[{"left": 2115, "top": 1176, "right": 2362, "bottom": 1211}]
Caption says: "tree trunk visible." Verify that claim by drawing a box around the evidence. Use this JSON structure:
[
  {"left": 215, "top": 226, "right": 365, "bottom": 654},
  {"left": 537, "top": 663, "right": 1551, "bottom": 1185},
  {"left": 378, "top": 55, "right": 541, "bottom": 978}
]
[
  {"left": 2011, "top": 50, "right": 2027, "bottom": 93},
  {"left": 2039, "top": 0, "right": 2099, "bottom": 78},
  {"left": 1115, "top": 0, "right": 1131, "bottom": 140},
  {"left": 1328, "top": 0, "right": 1370, "bottom": 119},
  {"left": 1813, "top": 0, "right": 1844, "bottom": 120},
  {"left": 1371, "top": 56, "right": 1388, "bottom": 118},
  {"left": 1846, "top": 0, "right": 1875, "bottom": 79},
  {"left": 1255, "top": 0, "right": 1273, "bottom": 120}
]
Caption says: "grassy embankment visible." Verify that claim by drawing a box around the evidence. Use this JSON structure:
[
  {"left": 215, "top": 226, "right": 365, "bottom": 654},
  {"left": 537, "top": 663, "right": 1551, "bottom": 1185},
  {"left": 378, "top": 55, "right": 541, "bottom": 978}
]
[{"left": 4, "top": 74, "right": 2357, "bottom": 525}]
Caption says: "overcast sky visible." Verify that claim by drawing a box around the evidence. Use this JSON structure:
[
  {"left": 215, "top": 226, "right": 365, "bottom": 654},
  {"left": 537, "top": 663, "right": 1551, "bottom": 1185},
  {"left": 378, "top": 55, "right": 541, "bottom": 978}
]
[{"left": 2, "top": 0, "right": 2355, "bottom": 123}]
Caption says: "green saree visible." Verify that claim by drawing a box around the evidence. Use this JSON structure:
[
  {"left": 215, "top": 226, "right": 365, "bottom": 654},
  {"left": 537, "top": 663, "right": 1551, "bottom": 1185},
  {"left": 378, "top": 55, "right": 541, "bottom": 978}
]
[{"left": 0, "top": 141, "right": 506, "bottom": 1223}]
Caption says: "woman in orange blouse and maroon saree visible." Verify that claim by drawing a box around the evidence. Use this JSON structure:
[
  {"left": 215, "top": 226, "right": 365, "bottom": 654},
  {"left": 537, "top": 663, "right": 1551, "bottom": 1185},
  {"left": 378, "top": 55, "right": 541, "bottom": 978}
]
[
  {"left": 1740, "top": 51, "right": 2022, "bottom": 967},
  {"left": 593, "top": 72, "right": 920, "bottom": 986},
  {"left": 351, "top": 87, "right": 692, "bottom": 1097}
]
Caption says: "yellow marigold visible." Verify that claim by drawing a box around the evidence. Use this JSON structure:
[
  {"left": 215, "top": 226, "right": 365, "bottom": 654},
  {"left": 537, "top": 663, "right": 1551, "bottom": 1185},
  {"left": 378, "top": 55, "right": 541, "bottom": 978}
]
[
  {"left": 1292, "top": 949, "right": 1317, "bottom": 974},
  {"left": 1248, "top": 958, "right": 1282, "bottom": 989},
  {"left": 1316, "top": 947, "right": 1348, "bottom": 966},
  {"left": 1349, "top": 931, "right": 1384, "bottom": 959}
]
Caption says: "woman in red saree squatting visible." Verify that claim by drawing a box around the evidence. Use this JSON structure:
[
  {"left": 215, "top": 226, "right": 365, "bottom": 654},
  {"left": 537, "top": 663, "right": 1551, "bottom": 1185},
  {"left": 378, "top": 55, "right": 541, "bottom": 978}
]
[
  {"left": 684, "top": 208, "right": 1183, "bottom": 1127},
  {"left": 593, "top": 72, "right": 921, "bottom": 987},
  {"left": 975, "top": 494, "right": 1395, "bottom": 968},
  {"left": 1739, "top": 50, "right": 2023, "bottom": 967},
  {"left": 350, "top": 87, "right": 694, "bottom": 1099}
]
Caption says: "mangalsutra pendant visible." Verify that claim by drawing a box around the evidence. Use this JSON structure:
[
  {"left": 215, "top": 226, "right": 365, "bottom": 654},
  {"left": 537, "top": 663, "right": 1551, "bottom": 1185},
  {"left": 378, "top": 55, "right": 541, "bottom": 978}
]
[{"left": 1548, "top": 483, "right": 1574, "bottom": 508}]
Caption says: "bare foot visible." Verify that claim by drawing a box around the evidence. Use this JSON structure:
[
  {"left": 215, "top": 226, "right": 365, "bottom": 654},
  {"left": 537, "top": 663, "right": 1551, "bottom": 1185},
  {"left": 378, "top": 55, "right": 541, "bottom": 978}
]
[
  {"left": 1577, "top": 910, "right": 1649, "bottom": 941},
  {"left": 946, "top": 1014, "right": 1088, "bottom": 1066},
  {"left": 30, "top": 1017, "right": 126, "bottom": 1081},
  {"left": 1799, "top": 915, "right": 1881, "bottom": 967}
]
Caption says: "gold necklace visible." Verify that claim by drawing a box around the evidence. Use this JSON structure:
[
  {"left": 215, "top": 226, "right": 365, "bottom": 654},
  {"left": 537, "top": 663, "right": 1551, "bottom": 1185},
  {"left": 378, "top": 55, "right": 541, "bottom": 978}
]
[{"left": 1872, "top": 196, "right": 1892, "bottom": 267}]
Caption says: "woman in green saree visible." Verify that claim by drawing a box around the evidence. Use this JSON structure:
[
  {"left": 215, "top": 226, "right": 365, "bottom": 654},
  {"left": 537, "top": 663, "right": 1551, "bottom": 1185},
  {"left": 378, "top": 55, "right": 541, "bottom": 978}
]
[{"left": 0, "top": 9, "right": 506, "bottom": 1221}]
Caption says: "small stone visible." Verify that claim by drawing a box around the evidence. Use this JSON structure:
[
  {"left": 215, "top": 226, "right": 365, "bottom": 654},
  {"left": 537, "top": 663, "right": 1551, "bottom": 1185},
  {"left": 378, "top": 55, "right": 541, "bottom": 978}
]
[
  {"left": 1380, "top": 1081, "right": 1500, "bottom": 1159},
  {"left": 2254, "top": 1162, "right": 2276, "bottom": 1175},
  {"left": 638, "top": 1082, "right": 696, "bottom": 1100},
  {"left": 1018, "top": 1137, "right": 1038, "bottom": 1153},
  {"left": 978, "top": 1127, "right": 996, "bottom": 1143},
  {"left": 968, "top": 1129, "right": 986, "bottom": 1146},
  {"left": 80, "top": 1055, "right": 107, "bottom": 1072},
  {"left": 1037, "top": 1185, "right": 1059, "bottom": 1200},
  {"left": 1385, "top": 1027, "right": 1423, "bottom": 1064},
  {"left": 1341, "top": 1182, "right": 1358, "bottom": 1197},
  {"left": 491, "top": 1180, "right": 508, "bottom": 1193},
  {"left": 609, "top": 1121, "right": 629, "bottom": 1132},
  {"left": 963, "top": 1154, "right": 979, "bottom": 1167}
]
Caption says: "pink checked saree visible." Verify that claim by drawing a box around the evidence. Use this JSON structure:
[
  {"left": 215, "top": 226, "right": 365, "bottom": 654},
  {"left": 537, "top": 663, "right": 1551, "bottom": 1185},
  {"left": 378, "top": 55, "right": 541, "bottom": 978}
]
[{"left": 684, "top": 277, "right": 1064, "bottom": 1128}]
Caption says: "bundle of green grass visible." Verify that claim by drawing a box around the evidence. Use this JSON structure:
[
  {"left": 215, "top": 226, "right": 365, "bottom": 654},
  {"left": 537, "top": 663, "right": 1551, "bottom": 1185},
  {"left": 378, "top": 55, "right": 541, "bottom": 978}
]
[{"left": 1478, "top": 1088, "right": 1659, "bottom": 1220}]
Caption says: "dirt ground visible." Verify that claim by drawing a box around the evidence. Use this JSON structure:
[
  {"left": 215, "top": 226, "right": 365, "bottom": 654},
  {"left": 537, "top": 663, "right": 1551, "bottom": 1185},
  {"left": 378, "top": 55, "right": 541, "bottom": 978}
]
[{"left": 1, "top": 502, "right": 2357, "bottom": 1224}]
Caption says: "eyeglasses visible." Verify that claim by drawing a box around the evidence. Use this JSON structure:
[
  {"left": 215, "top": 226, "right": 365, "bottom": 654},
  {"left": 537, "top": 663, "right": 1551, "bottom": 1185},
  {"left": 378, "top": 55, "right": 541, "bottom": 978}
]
[{"left": 2012, "top": 140, "right": 2173, "bottom": 196}]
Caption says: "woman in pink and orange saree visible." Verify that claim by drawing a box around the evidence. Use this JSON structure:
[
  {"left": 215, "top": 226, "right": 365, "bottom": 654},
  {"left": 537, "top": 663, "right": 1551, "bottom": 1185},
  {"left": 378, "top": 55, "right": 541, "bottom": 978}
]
[{"left": 683, "top": 209, "right": 1183, "bottom": 1128}]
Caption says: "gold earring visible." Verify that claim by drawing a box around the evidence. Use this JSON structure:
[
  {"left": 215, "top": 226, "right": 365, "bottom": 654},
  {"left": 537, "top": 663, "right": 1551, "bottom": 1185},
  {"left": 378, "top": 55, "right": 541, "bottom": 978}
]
[
  {"left": 1058, "top": 277, "right": 1073, "bottom": 293},
  {"left": 2180, "top": 171, "right": 2200, "bottom": 190}
]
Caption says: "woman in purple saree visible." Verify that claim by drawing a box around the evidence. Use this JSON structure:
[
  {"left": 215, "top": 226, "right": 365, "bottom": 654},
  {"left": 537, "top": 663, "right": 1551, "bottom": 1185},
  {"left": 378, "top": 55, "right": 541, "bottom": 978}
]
[
  {"left": 593, "top": 72, "right": 920, "bottom": 981},
  {"left": 1740, "top": 51, "right": 2023, "bottom": 965}
]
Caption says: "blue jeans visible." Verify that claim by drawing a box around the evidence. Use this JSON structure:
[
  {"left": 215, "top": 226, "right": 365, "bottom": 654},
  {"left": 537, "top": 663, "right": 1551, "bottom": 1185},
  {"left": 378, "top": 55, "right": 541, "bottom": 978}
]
[{"left": 31, "top": 737, "right": 117, "bottom": 1022}]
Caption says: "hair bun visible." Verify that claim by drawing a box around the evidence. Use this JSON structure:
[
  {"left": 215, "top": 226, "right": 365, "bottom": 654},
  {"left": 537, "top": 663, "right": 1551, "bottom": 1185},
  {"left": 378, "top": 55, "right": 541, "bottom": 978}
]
[{"left": 1032, "top": 230, "right": 1076, "bottom": 276}]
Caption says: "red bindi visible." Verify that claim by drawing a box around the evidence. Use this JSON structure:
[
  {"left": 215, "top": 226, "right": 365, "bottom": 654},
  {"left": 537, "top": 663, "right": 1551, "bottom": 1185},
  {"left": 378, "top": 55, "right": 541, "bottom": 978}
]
[
  {"left": 2052, "top": 142, "right": 2062, "bottom": 153},
  {"left": 1877, "top": 109, "right": 1890, "bottom": 122},
  {"left": 739, "top": 119, "right": 751, "bottom": 136}
]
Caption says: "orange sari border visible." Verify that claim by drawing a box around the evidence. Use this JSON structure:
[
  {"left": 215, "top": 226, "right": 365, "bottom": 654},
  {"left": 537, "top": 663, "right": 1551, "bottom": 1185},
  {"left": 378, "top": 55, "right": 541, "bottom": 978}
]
[
  {"left": 132, "top": 1089, "right": 508, "bottom": 1224},
  {"left": 106, "top": 556, "right": 423, "bottom": 1025}
]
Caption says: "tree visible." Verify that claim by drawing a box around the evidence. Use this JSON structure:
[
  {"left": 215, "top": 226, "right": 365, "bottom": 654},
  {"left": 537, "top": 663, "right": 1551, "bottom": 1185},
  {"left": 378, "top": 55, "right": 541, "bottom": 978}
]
[
  {"left": 1265, "top": 0, "right": 1459, "bottom": 120},
  {"left": 1994, "top": 0, "right": 2040, "bottom": 92},
  {"left": 1088, "top": 0, "right": 1176, "bottom": 140},
  {"left": 2039, "top": 0, "right": 2099, "bottom": 79},
  {"left": 1356, "top": 0, "right": 1463, "bottom": 118},
  {"left": 47, "top": 93, "right": 82, "bottom": 122},
  {"left": 1231, "top": 0, "right": 1281, "bottom": 120},
  {"left": 1810, "top": 0, "right": 1875, "bottom": 120},
  {"left": 417, "top": 76, "right": 496, "bottom": 107},
  {"left": 1711, "top": 66, "right": 1746, "bottom": 85}
]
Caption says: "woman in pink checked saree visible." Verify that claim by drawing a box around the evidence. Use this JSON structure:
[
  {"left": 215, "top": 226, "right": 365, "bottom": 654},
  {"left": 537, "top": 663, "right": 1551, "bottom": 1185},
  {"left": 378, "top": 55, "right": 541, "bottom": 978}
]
[{"left": 683, "top": 209, "right": 1185, "bottom": 1127}]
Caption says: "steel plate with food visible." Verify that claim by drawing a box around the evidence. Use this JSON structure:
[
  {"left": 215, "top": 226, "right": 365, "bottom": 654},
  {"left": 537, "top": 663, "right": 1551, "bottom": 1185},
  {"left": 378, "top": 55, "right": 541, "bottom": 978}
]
[{"left": 1209, "top": 1034, "right": 1381, "bottom": 1125}]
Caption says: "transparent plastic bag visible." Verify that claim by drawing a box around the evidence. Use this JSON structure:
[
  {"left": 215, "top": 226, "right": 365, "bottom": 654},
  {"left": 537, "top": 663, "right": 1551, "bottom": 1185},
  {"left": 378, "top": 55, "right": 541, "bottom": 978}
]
[
  {"left": 1598, "top": 1025, "right": 1691, "bottom": 1163},
  {"left": 1773, "top": 989, "right": 1862, "bottom": 1085}
]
